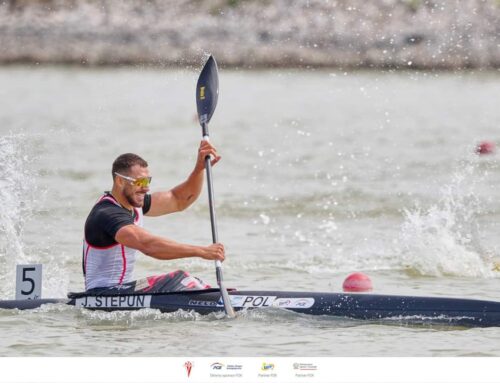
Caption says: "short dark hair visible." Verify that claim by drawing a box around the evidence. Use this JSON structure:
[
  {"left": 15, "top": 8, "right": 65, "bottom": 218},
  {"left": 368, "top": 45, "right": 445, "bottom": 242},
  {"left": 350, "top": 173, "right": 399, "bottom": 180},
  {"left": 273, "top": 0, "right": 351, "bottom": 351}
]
[{"left": 112, "top": 153, "right": 148, "bottom": 178}]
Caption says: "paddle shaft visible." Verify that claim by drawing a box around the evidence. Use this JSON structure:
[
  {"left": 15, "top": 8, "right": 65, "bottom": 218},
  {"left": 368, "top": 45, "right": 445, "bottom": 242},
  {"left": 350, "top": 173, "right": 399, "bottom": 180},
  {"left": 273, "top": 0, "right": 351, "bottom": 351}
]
[
  {"left": 202, "top": 123, "right": 234, "bottom": 318},
  {"left": 202, "top": 125, "right": 220, "bottom": 257},
  {"left": 201, "top": 122, "right": 226, "bottom": 289}
]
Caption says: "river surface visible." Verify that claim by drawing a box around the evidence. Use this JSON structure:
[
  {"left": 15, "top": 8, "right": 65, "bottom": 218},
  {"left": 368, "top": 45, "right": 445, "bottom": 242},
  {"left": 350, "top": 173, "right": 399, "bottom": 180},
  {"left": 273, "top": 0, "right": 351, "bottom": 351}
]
[{"left": 0, "top": 66, "right": 500, "bottom": 357}]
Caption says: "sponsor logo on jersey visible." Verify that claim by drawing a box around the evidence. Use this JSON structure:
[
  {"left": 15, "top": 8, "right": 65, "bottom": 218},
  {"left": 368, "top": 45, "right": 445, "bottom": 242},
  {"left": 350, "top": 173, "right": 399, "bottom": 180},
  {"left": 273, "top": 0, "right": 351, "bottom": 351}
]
[{"left": 133, "top": 278, "right": 150, "bottom": 291}]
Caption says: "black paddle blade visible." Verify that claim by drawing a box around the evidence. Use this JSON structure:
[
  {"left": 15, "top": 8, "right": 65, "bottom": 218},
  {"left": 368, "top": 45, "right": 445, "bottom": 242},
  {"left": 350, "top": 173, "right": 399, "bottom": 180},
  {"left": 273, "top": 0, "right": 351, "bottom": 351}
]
[{"left": 196, "top": 55, "right": 219, "bottom": 126}]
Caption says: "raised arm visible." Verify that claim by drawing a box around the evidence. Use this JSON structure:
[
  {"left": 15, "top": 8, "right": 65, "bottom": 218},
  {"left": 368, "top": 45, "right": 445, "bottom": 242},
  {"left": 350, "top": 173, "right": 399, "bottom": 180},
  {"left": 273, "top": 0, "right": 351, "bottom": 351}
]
[{"left": 145, "top": 140, "right": 221, "bottom": 216}]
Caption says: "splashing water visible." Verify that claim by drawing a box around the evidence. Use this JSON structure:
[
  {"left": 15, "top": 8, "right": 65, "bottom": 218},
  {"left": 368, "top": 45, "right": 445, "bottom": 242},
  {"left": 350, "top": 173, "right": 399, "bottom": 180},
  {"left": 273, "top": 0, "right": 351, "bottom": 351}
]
[
  {"left": 400, "top": 160, "right": 496, "bottom": 278},
  {"left": 0, "top": 134, "right": 41, "bottom": 292}
]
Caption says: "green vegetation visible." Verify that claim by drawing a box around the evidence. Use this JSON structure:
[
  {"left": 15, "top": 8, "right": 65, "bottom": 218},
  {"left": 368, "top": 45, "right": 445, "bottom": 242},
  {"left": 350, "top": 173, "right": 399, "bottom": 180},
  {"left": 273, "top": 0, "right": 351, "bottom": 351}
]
[
  {"left": 403, "top": 0, "right": 422, "bottom": 12},
  {"left": 227, "top": 0, "right": 242, "bottom": 6}
]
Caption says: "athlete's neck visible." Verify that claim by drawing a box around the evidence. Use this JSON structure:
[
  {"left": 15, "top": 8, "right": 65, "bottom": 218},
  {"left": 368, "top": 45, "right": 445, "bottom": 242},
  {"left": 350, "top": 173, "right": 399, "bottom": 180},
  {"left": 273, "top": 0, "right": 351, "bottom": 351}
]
[{"left": 110, "top": 187, "right": 133, "bottom": 212}]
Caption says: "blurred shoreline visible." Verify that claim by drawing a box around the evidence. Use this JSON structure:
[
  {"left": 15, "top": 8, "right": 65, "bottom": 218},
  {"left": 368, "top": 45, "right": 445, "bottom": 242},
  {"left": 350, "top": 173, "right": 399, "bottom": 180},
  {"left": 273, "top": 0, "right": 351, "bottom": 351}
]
[{"left": 1, "top": 0, "right": 499, "bottom": 70}]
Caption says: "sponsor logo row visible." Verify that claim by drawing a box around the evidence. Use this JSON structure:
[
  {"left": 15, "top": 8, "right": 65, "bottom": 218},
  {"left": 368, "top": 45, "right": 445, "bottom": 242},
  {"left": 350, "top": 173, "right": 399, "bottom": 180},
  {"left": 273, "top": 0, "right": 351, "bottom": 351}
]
[{"left": 183, "top": 360, "right": 319, "bottom": 378}]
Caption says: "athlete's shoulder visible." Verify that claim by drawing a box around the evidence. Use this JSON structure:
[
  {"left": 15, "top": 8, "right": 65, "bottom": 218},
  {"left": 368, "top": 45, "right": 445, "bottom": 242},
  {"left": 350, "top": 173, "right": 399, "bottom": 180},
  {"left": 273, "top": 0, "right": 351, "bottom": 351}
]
[
  {"left": 95, "top": 192, "right": 119, "bottom": 205},
  {"left": 87, "top": 196, "right": 129, "bottom": 224}
]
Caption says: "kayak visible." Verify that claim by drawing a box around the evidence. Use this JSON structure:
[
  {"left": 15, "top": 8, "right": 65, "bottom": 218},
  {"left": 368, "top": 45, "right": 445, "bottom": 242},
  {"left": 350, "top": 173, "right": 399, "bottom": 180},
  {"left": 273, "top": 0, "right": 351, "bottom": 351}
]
[{"left": 1, "top": 288, "right": 500, "bottom": 327}]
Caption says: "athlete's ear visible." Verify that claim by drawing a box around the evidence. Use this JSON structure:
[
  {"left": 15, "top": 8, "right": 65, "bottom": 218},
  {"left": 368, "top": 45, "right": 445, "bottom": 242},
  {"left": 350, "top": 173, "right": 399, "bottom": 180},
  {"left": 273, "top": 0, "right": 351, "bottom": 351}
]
[{"left": 113, "top": 175, "right": 122, "bottom": 187}]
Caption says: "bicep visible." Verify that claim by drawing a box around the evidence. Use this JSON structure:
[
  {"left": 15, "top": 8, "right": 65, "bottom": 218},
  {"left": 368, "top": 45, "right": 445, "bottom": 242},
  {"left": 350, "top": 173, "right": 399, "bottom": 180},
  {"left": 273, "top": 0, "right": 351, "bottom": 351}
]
[
  {"left": 144, "top": 190, "right": 180, "bottom": 217},
  {"left": 115, "top": 224, "right": 153, "bottom": 251}
]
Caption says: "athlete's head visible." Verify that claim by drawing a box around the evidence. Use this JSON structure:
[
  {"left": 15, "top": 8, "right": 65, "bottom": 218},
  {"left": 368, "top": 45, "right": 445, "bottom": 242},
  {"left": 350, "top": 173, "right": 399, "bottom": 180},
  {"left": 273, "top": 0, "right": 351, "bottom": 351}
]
[{"left": 112, "top": 153, "right": 151, "bottom": 208}]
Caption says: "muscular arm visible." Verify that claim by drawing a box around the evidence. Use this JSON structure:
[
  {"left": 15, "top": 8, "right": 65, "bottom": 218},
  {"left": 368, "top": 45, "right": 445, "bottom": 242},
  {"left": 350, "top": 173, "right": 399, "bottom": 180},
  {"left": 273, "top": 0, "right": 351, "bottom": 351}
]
[
  {"left": 145, "top": 140, "right": 221, "bottom": 217},
  {"left": 145, "top": 169, "right": 204, "bottom": 216},
  {"left": 115, "top": 224, "right": 225, "bottom": 261}
]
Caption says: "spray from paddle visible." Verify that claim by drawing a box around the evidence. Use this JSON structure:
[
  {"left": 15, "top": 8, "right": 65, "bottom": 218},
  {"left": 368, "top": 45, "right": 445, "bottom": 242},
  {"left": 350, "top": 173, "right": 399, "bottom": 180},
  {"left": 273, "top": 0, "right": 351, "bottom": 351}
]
[
  {"left": 400, "top": 160, "right": 499, "bottom": 278},
  {"left": 0, "top": 133, "right": 39, "bottom": 297}
]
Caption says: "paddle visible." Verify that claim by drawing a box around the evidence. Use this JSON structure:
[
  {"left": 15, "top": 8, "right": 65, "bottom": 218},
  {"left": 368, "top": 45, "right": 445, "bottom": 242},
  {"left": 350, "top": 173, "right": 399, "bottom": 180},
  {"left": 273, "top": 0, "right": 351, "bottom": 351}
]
[{"left": 196, "top": 55, "right": 236, "bottom": 318}]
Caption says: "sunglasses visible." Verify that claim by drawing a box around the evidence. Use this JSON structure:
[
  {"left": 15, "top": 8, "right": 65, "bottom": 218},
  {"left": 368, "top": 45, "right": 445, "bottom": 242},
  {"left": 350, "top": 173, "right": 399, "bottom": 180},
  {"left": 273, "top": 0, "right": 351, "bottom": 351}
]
[{"left": 114, "top": 172, "right": 152, "bottom": 188}]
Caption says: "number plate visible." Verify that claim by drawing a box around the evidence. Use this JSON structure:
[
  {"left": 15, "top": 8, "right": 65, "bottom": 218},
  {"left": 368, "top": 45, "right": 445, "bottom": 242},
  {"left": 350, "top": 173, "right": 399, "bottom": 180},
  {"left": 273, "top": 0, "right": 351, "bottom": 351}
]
[{"left": 15, "top": 264, "right": 42, "bottom": 300}]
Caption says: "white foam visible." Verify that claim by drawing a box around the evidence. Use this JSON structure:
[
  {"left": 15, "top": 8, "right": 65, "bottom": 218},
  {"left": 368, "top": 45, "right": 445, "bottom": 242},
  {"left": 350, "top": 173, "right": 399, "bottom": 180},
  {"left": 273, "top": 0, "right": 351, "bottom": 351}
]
[
  {"left": 0, "top": 133, "right": 40, "bottom": 297},
  {"left": 0, "top": 133, "right": 73, "bottom": 299},
  {"left": 399, "top": 160, "right": 498, "bottom": 278}
]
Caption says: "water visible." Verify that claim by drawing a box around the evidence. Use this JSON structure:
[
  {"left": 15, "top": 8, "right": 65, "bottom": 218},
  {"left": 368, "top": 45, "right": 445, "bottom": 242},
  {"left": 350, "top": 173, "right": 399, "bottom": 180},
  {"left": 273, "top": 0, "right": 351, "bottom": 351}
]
[{"left": 0, "top": 66, "right": 500, "bottom": 357}]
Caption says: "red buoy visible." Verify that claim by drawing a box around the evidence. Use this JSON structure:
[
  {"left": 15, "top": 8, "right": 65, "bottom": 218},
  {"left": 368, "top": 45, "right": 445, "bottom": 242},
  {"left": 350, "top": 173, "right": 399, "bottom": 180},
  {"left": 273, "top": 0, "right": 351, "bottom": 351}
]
[
  {"left": 476, "top": 141, "right": 495, "bottom": 155},
  {"left": 343, "top": 272, "right": 373, "bottom": 292}
]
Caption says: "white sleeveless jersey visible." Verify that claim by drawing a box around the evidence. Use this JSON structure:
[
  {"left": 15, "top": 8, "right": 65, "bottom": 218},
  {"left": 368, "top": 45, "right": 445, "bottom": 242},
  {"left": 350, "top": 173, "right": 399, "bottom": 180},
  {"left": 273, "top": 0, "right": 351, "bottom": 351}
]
[{"left": 83, "top": 195, "right": 144, "bottom": 290}]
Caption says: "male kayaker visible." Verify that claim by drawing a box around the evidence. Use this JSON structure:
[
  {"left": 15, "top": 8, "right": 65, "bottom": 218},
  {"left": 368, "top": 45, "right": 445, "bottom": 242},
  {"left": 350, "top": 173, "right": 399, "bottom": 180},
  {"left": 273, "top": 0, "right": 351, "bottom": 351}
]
[{"left": 82, "top": 141, "right": 224, "bottom": 293}]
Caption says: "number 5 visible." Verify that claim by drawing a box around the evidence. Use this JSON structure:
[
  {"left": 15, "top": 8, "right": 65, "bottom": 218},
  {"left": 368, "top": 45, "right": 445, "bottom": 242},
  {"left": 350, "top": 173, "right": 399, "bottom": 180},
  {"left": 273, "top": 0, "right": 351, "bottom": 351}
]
[
  {"left": 15, "top": 264, "right": 42, "bottom": 300},
  {"left": 21, "top": 267, "right": 36, "bottom": 295}
]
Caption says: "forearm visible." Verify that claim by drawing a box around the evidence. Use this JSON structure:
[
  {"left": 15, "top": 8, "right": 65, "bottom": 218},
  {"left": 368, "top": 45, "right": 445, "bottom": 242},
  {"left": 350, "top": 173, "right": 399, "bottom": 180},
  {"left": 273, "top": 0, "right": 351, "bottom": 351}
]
[
  {"left": 170, "top": 168, "right": 205, "bottom": 211},
  {"left": 141, "top": 233, "right": 204, "bottom": 260},
  {"left": 170, "top": 139, "right": 220, "bottom": 211},
  {"left": 146, "top": 141, "right": 220, "bottom": 216},
  {"left": 115, "top": 225, "right": 224, "bottom": 261}
]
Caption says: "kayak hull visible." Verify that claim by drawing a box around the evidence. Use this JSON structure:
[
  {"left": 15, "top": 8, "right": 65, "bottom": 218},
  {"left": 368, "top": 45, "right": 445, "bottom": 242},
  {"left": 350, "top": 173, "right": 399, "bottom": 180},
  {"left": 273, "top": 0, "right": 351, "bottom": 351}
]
[
  {"left": 0, "top": 298, "right": 67, "bottom": 310},
  {"left": 2, "top": 290, "right": 500, "bottom": 327}
]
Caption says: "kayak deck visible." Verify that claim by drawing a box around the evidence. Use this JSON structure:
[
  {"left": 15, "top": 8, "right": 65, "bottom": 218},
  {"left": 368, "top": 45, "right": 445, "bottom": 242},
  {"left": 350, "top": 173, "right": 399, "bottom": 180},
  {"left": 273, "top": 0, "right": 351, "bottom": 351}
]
[{"left": 1, "top": 289, "right": 500, "bottom": 327}]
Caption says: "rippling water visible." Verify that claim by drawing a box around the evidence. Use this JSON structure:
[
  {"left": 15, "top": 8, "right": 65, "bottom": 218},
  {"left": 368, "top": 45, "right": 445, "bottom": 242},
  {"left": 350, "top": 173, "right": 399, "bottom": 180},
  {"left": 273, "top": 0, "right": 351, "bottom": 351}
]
[{"left": 1, "top": 66, "right": 500, "bottom": 356}]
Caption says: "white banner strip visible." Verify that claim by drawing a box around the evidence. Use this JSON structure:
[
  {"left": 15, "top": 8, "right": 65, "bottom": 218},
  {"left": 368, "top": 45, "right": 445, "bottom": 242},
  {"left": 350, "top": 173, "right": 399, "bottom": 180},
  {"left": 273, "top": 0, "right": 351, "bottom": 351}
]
[{"left": 0, "top": 357, "right": 499, "bottom": 383}]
